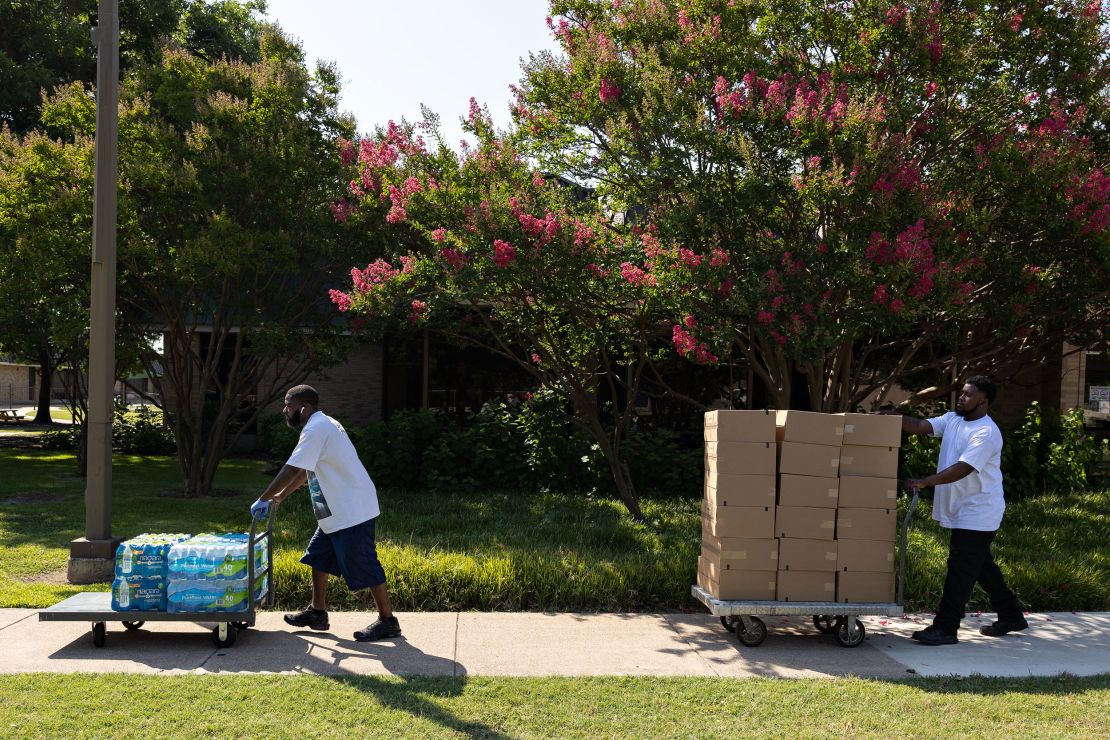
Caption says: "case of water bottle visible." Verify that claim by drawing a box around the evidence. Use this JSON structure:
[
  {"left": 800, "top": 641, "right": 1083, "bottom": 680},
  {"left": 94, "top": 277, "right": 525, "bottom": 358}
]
[{"left": 111, "top": 532, "right": 268, "bottom": 613}]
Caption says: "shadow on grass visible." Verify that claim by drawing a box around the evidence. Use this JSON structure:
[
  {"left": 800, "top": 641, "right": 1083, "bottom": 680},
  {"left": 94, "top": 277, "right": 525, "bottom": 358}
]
[{"left": 891, "top": 672, "right": 1110, "bottom": 696}]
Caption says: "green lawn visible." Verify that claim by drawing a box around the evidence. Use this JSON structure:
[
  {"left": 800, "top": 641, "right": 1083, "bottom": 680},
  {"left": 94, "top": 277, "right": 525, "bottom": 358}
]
[
  {"left": 0, "top": 449, "right": 1106, "bottom": 612},
  {"left": 1, "top": 674, "right": 1107, "bottom": 737}
]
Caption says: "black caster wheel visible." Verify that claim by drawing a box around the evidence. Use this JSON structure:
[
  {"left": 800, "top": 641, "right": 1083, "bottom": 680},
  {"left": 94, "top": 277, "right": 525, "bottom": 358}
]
[
  {"left": 213, "top": 623, "right": 237, "bottom": 648},
  {"left": 231, "top": 621, "right": 250, "bottom": 631},
  {"left": 719, "top": 616, "right": 738, "bottom": 631},
  {"left": 834, "top": 617, "right": 866, "bottom": 648},
  {"left": 122, "top": 621, "right": 145, "bottom": 631},
  {"left": 735, "top": 616, "right": 767, "bottom": 647},
  {"left": 92, "top": 622, "right": 106, "bottom": 648},
  {"left": 812, "top": 615, "right": 836, "bottom": 634}
]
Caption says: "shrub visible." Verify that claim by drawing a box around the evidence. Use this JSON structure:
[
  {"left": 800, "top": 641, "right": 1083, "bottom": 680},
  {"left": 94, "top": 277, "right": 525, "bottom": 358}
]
[
  {"left": 38, "top": 425, "right": 80, "bottom": 450},
  {"left": 113, "top": 404, "right": 176, "bottom": 455}
]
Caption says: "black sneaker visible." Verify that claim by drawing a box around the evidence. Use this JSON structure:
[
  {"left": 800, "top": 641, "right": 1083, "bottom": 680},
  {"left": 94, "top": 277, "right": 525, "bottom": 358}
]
[
  {"left": 980, "top": 618, "right": 1029, "bottom": 637},
  {"left": 915, "top": 628, "right": 958, "bottom": 646},
  {"left": 284, "top": 606, "right": 329, "bottom": 631},
  {"left": 354, "top": 616, "right": 402, "bottom": 642}
]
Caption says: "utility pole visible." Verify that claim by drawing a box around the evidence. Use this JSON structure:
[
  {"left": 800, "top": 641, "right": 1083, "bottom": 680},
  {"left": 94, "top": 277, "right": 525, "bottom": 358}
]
[{"left": 68, "top": 0, "right": 120, "bottom": 584}]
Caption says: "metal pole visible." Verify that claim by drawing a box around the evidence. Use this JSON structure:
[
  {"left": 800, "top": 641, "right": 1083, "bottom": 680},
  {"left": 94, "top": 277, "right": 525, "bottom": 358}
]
[{"left": 69, "top": 0, "right": 119, "bottom": 582}]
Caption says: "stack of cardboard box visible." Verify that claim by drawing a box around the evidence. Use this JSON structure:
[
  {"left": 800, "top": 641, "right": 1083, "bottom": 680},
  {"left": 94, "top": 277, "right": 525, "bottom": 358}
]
[
  {"left": 697, "top": 409, "right": 902, "bottom": 603},
  {"left": 834, "top": 413, "right": 902, "bottom": 603},
  {"left": 698, "top": 410, "right": 778, "bottom": 600}
]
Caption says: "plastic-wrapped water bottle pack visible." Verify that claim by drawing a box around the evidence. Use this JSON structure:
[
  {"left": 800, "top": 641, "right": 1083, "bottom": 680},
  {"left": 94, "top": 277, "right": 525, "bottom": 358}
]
[{"left": 111, "top": 532, "right": 267, "bottom": 613}]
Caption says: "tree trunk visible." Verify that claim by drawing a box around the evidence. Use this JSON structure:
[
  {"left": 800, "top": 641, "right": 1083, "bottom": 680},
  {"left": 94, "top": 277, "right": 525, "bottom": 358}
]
[{"left": 32, "top": 353, "right": 54, "bottom": 424}]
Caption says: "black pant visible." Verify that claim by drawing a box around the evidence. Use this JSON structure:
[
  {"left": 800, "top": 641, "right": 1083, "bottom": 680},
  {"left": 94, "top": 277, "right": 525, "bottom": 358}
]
[{"left": 933, "top": 528, "right": 1024, "bottom": 635}]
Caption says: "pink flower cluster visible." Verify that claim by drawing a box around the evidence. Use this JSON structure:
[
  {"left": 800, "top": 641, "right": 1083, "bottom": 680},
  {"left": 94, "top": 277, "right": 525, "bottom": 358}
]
[
  {"left": 338, "top": 137, "right": 356, "bottom": 166},
  {"left": 409, "top": 299, "right": 426, "bottom": 324},
  {"left": 330, "top": 199, "right": 355, "bottom": 223},
  {"left": 441, "top": 248, "right": 468, "bottom": 271},
  {"left": 672, "top": 320, "right": 718, "bottom": 364},
  {"left": 492, "top": 239, "right": 517, "bottom": 268},
  {"left": 709, "top": 247, "right": 729, "bottom": 267},
  {"left": 1066, "top": 168, "right": 1110, "bottom": 235},
  {"left": 518, "top": 210, "right": 562, "bottom": 247},
  {"left": 716, "top": 71, "right": 849, "bottom": 130},
  {"left": 620, "top": 262, "right": 657, "bottom": 286},
  {"left": 329, "top": 289, "right": 352, "bottom": 312},
  {"left": 351, "top": 259, "right": 400, "bottom": 293},
  {"left": 599, "top": 79, "right": 622, "bottom": 104}
]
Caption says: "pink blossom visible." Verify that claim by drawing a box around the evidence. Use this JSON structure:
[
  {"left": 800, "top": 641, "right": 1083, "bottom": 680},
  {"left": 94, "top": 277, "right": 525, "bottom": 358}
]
[
  {"left": 757, "top": 310, "right": 775, "bottom": 325},
  {"left": 672, "top": 324, "right": 718, "bottom": 365},
  {"left": 890, "top": 298, "right": 905, "bottom": 313},
  {"left": 441, "top": 248, "right": 468, "bottom": 271},
  {"left": 924, "top": 81, "right": 937, "bottom": 99},
  {"left": 885, "top": 4, "right": 907, "bottom": 27},
  {"left": 531, "top": 353, "right": 542, "bottom": 364},
  {"left": 492, "top": 239, "right": 517, "bottom": 268},
  {"left": 409, "top": 299, "right": 427, "bottom": 324},
  {"left": 431, "top": 227, "right": 448, "bottom": 243},
  {"left": 329, "top": 289, "right": 352, "bottom": 312},
  {"left": 718, "top": 278, "right": 733, "bottom": 296},
  {"left": 573, "top": 222, "right": 595, "bottom": 247},
  {"left": 771, "top": 295, "right": 785, "bottom": 308},
  {"left": 678, "top": 248, "right": 702, "bottom": 268},
  {"left": 330, "top": 199, "right": 355, "bottom": 223},
  {"left": 400, "top": 255, "right": 416, "bottom": 274},
  {"left": 1009, "top": 13, "right": 1023, "bottom": 32},
  {"left": 386, "top": 204, "right": 408, "bottom": 223},
  {"left": 709, "top": 248, "right": 729, "bottom": 267},
  {"left": 599, "top": 79, "right": 622, "bottom": 104},
  {"left": 351, "top": 259, "right": 399, "bottom": 292},
  {"left": 338, "top": 137, "right": 356, "bottom": 166},
  {"left": 533, "top": 172, "right": 546, "bottom": 188},
  {"left": 620, "top": 262, "right": 657, "bottom": 287},
  {"left": 587, "top": 263, "right": 609, "bottom": 278},
  {"left": 873, "top": 284, "right": 890, "bottom": 305},
  {"left": 684, "top": 314, "right": 697, "bottom": 329}
]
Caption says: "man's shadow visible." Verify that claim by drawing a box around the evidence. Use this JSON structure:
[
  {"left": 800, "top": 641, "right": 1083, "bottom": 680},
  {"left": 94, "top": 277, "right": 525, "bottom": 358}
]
[{"left": 286, "top": 631, "right": 508, "bottom": 739}]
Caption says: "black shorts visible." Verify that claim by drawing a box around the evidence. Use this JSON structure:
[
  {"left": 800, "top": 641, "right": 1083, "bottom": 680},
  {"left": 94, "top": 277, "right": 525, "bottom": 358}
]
[{"left": 299, "top": 517, "right": 386, "bottom": 592}]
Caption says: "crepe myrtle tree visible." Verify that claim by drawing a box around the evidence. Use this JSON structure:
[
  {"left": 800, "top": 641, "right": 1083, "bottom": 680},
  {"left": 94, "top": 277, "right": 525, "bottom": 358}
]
[
  {"left": 328, "top": 107, "right": 696, "bottom": 520},
  {"left": 514, "top": 0, "right": 1109, "bottom": 410}
]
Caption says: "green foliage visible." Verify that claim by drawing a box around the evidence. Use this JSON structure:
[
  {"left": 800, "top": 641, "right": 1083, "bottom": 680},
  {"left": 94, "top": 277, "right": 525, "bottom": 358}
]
[
  {"left": 1003, "top": 403, "right": 1108, "bottom": 496},
  {"left": 112, "top": 404, "right": 175, "bottom": 455},
  {"left": 37, "top": 425, "right": 81, "bottom": 451}
]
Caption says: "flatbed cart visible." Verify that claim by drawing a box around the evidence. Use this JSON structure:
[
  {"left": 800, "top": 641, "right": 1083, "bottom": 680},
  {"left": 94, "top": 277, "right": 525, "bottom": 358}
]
[
  {"left": 692, "top": 487, "right": 919, "bottom": 648},
  {"left": 39, "top": 507, "right": 275, "bottom": 649}
]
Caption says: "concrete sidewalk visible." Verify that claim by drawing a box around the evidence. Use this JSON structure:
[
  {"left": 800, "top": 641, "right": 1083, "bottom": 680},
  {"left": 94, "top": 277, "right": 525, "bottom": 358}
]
[{"left": 2, "top": 609, "right": 1107, "bottom": 678}]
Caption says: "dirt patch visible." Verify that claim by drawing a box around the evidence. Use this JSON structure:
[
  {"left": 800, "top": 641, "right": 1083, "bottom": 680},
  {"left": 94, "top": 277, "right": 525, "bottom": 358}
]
[
  {"left": 20, "top": 568, "right": 71, "bottom": 585},
  {"left": 158, "top": 487, "right": 243, "bottom": 499},
  {"left": 0, "top": 492, "right": 64, "bottom": 505}
]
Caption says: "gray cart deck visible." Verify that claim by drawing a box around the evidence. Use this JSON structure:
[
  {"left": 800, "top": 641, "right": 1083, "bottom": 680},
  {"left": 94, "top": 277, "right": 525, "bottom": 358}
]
[
  {"left": 694, "top": 488, "right": 918, "bottom": 648},
  {"left": 39, "top": 509, "right": 273, "bottom": 648}
]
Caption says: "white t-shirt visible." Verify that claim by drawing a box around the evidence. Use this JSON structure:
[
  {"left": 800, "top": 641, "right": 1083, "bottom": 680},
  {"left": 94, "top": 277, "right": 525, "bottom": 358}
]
[
  {"left": 286, "top": 411, "right": 380, "bottom": 533},
  {"left": 926, "top": 411, "right": 1005, "bottom": 531}
]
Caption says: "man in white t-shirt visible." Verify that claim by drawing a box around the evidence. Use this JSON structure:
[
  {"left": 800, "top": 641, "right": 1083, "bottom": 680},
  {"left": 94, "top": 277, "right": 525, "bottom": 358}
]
[
  {"left": 252, "top": 385, "right": 401, "bottom": 642},
  {"left": 896, "top": 376, "right": 1027, "bottom": 645}
]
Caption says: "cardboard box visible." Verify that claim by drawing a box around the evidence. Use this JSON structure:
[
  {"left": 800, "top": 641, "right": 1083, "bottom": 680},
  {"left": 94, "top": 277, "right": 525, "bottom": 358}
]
[
  {"left": 836, "top": 539, "right": 896, "bottom": 573},
  {"left": 836, "top": 571, "right": 895, "bottom": 603},
  {"left": 705, "top": 442, "right": 776, "bottom": 477},
  {"left": 698, "top": 558, "right": 777, "bottom": 600},
  {"left": 777, "top": 442, "right": 841, "bottom": 477},
  {"left": 838, "top": 413, "right": 902, "bottom": 448},
  {"left": 777, "top": 538, "right": 838, "bottom": 572},
  {"left": 775, "top": 410, "right": 844, "bottom": 446},
  {"left": 776, "top": 570, "right": 836, "bottom": 602},
  {"left": 702, "top": 504, "right": 775, "bottom": 539},
  {"left": 838, "top": 445, "right": 898, "bottom": 478},
  {"left": 704, "top": 474, "right": 776, "bottom": 508},
  {"left": 704, "top": 409, "right": 776, "bottom": 443},
  {"left": 836, "top": 507, "right": 897, "bottom": 542},
  {"left": 778, "top": 474, "right": 839, "bottom": 508},
  {"left": 838, "top": 476, "right": 898, "bottom": 509},
  {"left": 702, "top": 537, "right": 778, "bottom": 572},
  {"left": 775, "top": 506, "right": 836, "bottom": 541}
]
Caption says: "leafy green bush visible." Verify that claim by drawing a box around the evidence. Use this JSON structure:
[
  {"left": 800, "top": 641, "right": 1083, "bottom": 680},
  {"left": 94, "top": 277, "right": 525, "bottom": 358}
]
[
  {"left": 113, "top": 405, "right": 175, "bottom": 455},
  {"left": 38, "top": 426, "right": 80, "bottom": 450}
]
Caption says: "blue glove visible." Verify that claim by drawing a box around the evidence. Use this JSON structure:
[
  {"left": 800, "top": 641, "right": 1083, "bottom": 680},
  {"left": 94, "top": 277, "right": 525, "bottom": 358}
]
[{"left": 250, "top": 498, "right": 270, "bottom": 518}]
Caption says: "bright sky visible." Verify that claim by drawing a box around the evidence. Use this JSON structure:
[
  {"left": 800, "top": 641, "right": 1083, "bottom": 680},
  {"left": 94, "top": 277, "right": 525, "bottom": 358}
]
[{"left": 262, "top": 0, "right": 557, "bottom": 149}]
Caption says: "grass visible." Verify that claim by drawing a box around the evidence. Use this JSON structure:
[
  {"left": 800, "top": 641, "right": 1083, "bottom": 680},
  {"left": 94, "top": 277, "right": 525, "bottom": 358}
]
[
  {"left": 0, "top": 674, "right": 1107, "bottom": 737},
  {"left": 0, "top": 449, "right": 1107, "bottom": 612}
]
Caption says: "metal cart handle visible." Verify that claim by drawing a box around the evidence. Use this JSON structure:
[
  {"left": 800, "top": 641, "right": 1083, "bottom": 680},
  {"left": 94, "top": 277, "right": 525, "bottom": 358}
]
[
  {"left": 896, "top": 486, "right": 920, "bottom": 608},
  {"left": 248, "top": 503, "right": 276, "bottom": 609}
]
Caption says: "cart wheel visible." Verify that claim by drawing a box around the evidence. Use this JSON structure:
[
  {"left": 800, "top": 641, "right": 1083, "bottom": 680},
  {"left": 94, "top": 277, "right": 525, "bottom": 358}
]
[
  {"left": 735, "top": 616, "right": 767, "bottom": 647},
  {"left": 719, "top": 616, "right": 738, "bottom": 632},
  {"left": 213, "top": 623, "right": 237, "bottom": 648},
  {"left": 231, "top": 621, "right": 250, "bottom": 631},
  {"left": 834, "top": 617, "right": 866, "bottom": 648},
  {"left": 812, "top": 615, "right": 836, "bottom": 634},
  {"left": 122, "top": 621, "right": 145, "bottom": 631},
  {"left": 92, "top": 622, "right": 106, "bottom": 648}
]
